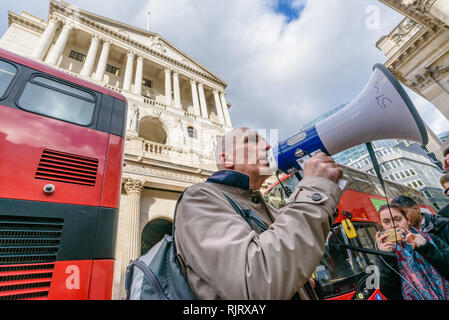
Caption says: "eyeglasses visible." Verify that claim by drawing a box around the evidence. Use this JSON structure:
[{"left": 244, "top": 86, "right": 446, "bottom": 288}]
[{"left": 445, "top": 188, "right": 449, "bottom": 196}]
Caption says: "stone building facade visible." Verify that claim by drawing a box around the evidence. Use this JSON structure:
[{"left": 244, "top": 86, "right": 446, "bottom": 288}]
[
  {"left": 0, "top": 0, "right": 233, "bottom": 299},
  {"left": 377, "top": 0, "right": 449, "bottom": 141}
]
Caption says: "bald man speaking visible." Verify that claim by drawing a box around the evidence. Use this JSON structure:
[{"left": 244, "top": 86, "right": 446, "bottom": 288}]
[{"left": 174, "top": 127, "right": 343, "bottom": 299}]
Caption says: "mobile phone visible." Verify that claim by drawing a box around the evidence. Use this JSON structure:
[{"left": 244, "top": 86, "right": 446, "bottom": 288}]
[{"left": 380, "top": 227, "right": 406, "bottom": 243}]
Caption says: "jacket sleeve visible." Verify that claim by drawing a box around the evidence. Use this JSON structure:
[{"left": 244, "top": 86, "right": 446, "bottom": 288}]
[
  {"left": 416, "top": 234, "right": 449, "bottom": 280},
  {"left": 376, "top": 255, "right": 403, "bottom": 300},
  {"left": 175, "top": 176, "right": 342, "bottom": 300},
  {"left": 437, "top": 204, "right": 449, "bottom": 220}
]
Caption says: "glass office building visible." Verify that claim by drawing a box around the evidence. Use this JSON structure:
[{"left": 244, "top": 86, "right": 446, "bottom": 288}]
[{"left": 438, "top": 130, "right": 449, "bottom": 143}]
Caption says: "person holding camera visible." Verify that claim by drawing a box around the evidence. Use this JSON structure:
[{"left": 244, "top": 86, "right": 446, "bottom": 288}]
[
  {"left": 174, "top": 127, "right": 343, "bottom": 299},
  {"left": 375, "top": 203, "right": 449, "bottom": 300},
  {"left": 391, "top": 195, "right": 449, "bottom": 245}
]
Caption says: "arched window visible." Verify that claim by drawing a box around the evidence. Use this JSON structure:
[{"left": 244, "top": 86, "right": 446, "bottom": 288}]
[
  {"left": 139, "top": 117, "right": 167, "bottom": 144},
  {"left": 141, "top": 218, "right": 173, "bottom": 255},
  {"left": 187, "top": 126, "right": 197, "bottom": 139}
]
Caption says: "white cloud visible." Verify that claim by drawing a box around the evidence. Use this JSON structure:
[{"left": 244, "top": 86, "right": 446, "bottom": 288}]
[{"left": 136, "top": 0, "right": 410, "bottom": 137}]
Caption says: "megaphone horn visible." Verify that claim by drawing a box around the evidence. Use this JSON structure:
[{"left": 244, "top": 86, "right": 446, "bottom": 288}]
[{"left": 268, "top": 63, "right": 429, "bottom": 174}]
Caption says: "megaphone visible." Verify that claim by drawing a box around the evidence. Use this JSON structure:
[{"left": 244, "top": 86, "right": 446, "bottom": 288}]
[{"left": 268, "top": 63, "right": 429, "bottom": 175}]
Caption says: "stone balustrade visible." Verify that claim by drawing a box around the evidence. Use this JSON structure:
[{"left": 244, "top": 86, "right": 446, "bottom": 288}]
[
  {"left": 129, "top": 95, "right": 224, "bottom": 130},
  {"left": 125, "top": 137, "right": 217, "bottom": 171}
]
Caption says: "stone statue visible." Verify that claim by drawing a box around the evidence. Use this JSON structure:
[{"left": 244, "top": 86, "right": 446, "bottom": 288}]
[
  {"left": 128, "top": 105, "right": 140, "bottom": 132},
  {"left": 151, "top": 36, "right": 166, "bottom": 53}
]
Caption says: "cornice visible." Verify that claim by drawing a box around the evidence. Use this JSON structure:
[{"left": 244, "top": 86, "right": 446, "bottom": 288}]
[
  {"left": 384, "top": 24, "right": 440, "bottom": 73},
  {"left": 8, "top": 11, "right": 46, "bottom": 34},
  {"left": 380, "top": 0, "right": 445, "bottom": 30},
  {"left": 123, "top": 158, "right": 214, "bottom": 181},
  {"left": 49, "top": 1, "right": 227, "bottom": 88}
]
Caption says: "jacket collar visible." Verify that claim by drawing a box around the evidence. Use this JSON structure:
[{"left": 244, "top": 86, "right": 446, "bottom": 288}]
[{"left": 206, "top": 170, "right": 251, "bottom": 190}]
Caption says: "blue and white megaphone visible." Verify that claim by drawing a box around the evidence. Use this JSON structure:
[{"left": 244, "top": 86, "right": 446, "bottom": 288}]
[{"left": 267, "top": 64, "right": 429, "bottom": 177}]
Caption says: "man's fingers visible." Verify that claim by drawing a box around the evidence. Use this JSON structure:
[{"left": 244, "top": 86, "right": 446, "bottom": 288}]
[{"left": 313, "top": 156, "right": 336, "bottom": 164}]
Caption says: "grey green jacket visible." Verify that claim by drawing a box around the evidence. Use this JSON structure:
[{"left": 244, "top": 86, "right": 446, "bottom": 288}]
[{"left": 174, "top": 170, "right": 343, "bottom": 300}]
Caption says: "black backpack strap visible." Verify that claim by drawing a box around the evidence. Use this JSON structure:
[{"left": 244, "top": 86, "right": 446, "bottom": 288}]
[{"left": 221, "top": 192, "right": 268, "bottom": 232}]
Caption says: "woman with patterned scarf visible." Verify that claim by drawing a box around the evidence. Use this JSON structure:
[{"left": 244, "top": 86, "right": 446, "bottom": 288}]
[{"left": 375, "top": 203, "right": 449, "bottom": 300}]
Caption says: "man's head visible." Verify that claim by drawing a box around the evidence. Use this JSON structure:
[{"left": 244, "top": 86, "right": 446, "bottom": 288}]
[
  {"left": 390, "top": 195, "right": 421, "bottom": 228},
  {"left": 215, "top": 127, "right": 273, "bottom": 189},
  {"left": 440, "top": 173, "right": 449, "bottom": 197}
]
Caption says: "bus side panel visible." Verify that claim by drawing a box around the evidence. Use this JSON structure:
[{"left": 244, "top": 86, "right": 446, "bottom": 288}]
[
  {"left": 47, "top": 260, "right": 93, "bottom": 300},
  {"left": 337, "top": 190, "right": 385, "bottom": 224},
  {"left": 325, "top": 291, "right": 355, "bottom": 300},
  {"left": 367, "top": 289, "right": 386, "bottom": 300},
  {"left": 88, "top": 260, "right": 114, "bottom": 300},
  {"left": 0, "top": 107, "right": 108, "bottom": 207},
  {"left": 100, "top": 135, "right": 124, "bottom": 209}
]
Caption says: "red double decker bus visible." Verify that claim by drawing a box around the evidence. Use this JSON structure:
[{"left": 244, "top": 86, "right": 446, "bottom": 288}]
[
  {"left": 264, "top": 164, "right": 436, "bottom": 300},
  {"left": 0, "top": 49, "right": 127, "bottom": 300}
]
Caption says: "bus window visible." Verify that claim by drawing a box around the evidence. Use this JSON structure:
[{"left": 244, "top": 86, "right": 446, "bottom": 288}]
[
  {"left": 283, "top": 174, "right": 300, "bottom": 191},
  {"left": 346, "top": 170, "right": 377, "bottom": 195},
  {"left": 0, "top": 60, "right": 16, "bottom": 98},
  {"left": 17, "top": 76, "right": 96, "bottom": 126},
  {"left": 314, "top": 223, "right": 381, "bottom": 298},
  {"left": 347, "top": 224, "right": 380, "bottom": 267},
  {"left": 265, "top": 185, "right": 286, "bottom": 209},
  {"left": 315, "top": 226, "right": 364, "bottom": 297}
]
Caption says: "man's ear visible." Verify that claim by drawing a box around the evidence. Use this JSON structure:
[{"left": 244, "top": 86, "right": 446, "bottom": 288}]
[{"left": 220, "top": 153, "right": 234, "bottom": 169}]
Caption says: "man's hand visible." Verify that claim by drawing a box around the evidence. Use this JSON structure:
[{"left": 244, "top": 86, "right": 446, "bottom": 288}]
[
  {"left": 303, "top": 152, "right": 343, "bottom": 184},
  {"left": 405, "top": 229, "right": 427, "bottom": 249}
]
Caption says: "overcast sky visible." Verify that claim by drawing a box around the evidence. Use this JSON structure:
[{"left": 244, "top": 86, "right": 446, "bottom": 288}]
[{"left": 1, "top": 0, "right": 448, "bottom": 141}]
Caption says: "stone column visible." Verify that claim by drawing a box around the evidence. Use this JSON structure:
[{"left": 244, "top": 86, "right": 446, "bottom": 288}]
[
  {"left": 133, "top": 56, "right": 143, "bottom": 96},
  {"left": 173, "top": 71, "right": 181, "bottom": 109},
  {"left": 45, "top": 22, "right": 73, "bottom": 66},
  {"left": 80, "top": 35, "right": 100, "bottom": 77},
  {"left": 123, "top": 51, "right": 135, "bottom": 92},
  {"left": 220, "top": 92, "right": 232, "bottom": 127},
  {"left": 213, "top": 89, "right": 225, "bottom": 124},
  {"left": 198, "top": 83, "right": 208, "bottom": 119},
  {"left": 430, "top": 0, "right": 449, "bottom": 27},
  {"left": 31, "top": 18, "right": 58, "bottom": 60},
  {"left": 164, "top": 67, "right": 172, "bottom": 106},
  {"left": 190, "top": 79, "right": 201, "bottom": 116},
  {"left": 123, "top": 179, "right": 144, "bottom": 263},
  {"left": 94, "top": 40, "right": 111, "bottom": 82}
]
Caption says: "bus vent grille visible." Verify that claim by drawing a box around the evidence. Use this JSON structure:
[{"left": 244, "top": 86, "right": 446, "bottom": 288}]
[
  {"left": 35, "top": 149, "right": 98, "bottom": 186},
  {"left": 0, "top": 216, "right": 63, "bottom": 300}
]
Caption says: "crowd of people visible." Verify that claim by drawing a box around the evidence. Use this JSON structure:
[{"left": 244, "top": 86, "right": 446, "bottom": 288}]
[{"left": 373, "top": 140, "right": 449, "bottom": 300}]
